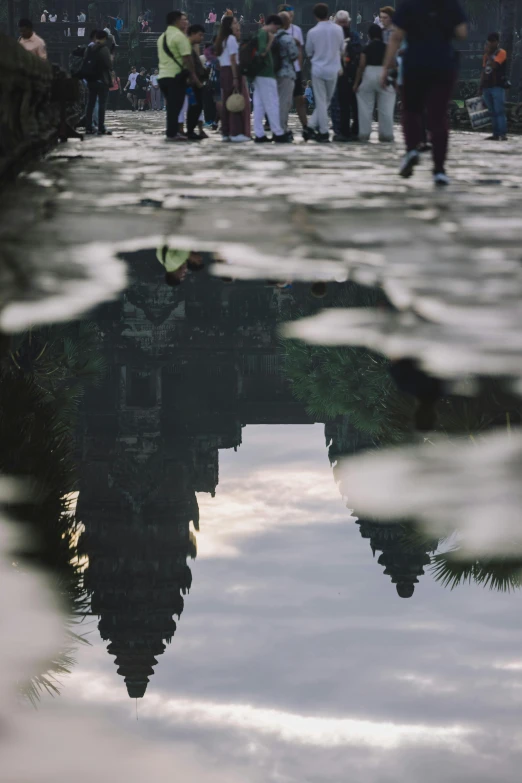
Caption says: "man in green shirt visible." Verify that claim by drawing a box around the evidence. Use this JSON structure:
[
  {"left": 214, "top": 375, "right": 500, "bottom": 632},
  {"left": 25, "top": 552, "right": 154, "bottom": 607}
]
[
  {"left": 157, "top": 10, "right": 200, "bottom": 141},
  {"left": 253, "top": 14, "right": 288, "bottom": 142}
]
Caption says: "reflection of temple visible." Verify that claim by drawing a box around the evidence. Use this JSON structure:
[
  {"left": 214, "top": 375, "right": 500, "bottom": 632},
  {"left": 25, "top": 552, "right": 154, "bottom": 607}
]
[
  {"left": 356, "top": 519, "right": 438, "bottom": 598},
  {"left": 326, "top": 417, "right": 438, "bottom": 597},
  {"left": 77, "top": 253, "right": 319, "bottom": 697}
]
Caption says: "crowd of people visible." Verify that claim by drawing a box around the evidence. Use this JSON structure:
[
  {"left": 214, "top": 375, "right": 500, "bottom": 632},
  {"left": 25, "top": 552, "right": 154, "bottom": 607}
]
[{"left": 17, "top": 0, "right": 512, "bottom": 185}]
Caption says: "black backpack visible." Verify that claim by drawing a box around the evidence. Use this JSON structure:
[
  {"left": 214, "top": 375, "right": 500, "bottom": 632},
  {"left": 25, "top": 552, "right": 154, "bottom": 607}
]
[
  {"left": 239, "top": 34, "right": 262, "bottom": 78},
  {"left": 271, "top": 35, "right": 283, "bottom": 74},
  {"left": 343, "top": 34, "right": 362, "bottom": 80},
  {"left": 69, "top": 45, "right": 86, "bottom": 78},
  {"left": 80, "top": 45, "right": 101, "bottom": 81}
]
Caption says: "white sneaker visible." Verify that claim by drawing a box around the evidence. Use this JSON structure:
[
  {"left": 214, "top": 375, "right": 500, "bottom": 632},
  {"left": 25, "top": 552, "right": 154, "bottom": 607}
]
[
  {"left": 221, "top": 136, "right": 231, "bottom": 142},
  {"left": 433, "top": 172, "right": 450, "bottom": 186},
  {"left": 230, "top": 134, "right": 252, "bottom": 143},
  {"left": 399, "top": 149, "right": 420, "bottom": 178}
]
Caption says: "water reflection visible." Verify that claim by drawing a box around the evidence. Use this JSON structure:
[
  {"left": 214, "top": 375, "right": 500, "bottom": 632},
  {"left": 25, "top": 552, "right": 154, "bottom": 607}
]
[{"left": 2, "top": 247, "right": 521, "bottom": 712}]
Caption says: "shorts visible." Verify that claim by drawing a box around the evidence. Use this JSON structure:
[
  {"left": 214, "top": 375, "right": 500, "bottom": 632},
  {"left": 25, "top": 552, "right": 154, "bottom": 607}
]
[{"left": 293, "top": 77, "right": 304, "bottom": 98}]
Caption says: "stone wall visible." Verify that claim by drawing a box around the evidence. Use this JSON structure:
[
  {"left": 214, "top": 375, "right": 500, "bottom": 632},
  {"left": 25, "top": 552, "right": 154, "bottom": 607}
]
[{"left": 0, "top": 33, "right": 54, "bottom": 176}]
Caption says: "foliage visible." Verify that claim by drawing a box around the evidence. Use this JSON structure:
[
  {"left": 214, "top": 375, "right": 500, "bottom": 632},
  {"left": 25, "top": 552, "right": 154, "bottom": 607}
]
[
  {"left": 282, "top": 283, "right": 414, "bottom": 446},
  {"left": 432, "top": 550, "right": 522, "bottom": 592},
  {"left": 0, "top": 322, "right": 105, "bottom": 705},
  {"left": 8, "top": 321, "right": 106, "bottom": 423}
]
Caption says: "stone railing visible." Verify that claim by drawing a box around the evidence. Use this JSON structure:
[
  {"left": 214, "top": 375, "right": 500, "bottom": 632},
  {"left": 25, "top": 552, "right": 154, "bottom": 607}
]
[
  {"left": 0, "top": 34, "right": 54, "bottom": 174},
  {"left": 0, "top": 34, "right": 83, "bottom": 178}
]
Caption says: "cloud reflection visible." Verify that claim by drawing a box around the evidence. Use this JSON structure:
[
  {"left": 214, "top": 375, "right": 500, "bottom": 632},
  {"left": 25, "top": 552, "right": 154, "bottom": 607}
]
[{"left": 70, "top": 670, "right": 475, "bottom": 751}]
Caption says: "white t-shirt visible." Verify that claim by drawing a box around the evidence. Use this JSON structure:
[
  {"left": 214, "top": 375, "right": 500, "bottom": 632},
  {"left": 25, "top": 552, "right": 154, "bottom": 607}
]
[
  {"left": 218, "top": 35, "right": 239, "bottom": 67},
  {"left": 127, "top": 72, "right": 138, "bottom": 90},
  {"left": 49, "top": 14, "right": 57, "bottom": 22},
  {"left": 305, "top": 21, "right": 344, "bottom": 80},
  {"left": 150, "top": 74, "right": 159, "bottom": 87},
  {"left": 289, "top": 23, "right": 304, "bottom": 72}
]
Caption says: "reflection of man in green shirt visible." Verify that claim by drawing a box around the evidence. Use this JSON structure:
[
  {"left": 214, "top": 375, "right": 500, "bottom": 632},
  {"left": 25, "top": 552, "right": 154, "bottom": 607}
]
[
  {"left": 156, "top": 247, "right": 205, "bottom": 286},
  {"left": 156, "top": 245, "right": 189, "bottom": 286},
  {"left": 253, "top": 15, "right": 288, "bottom": 142}
]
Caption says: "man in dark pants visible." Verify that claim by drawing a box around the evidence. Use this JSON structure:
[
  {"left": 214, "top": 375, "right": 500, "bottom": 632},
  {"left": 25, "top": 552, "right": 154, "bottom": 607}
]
[
  {"left": 186, "top": 24, "right": 207, "bottom": 140},
  {"left": 85, "top": 29, "right": 113, "bottom": 135},
  {"left": 333, "top": 10, "right": 361, "bottom": 141},
  {"left": 157, "top": 10, "right": 197, "bottom": 142}
]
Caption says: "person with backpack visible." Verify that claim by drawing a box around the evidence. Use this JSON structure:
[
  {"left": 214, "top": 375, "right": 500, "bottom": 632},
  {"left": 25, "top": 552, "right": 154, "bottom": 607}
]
[
  {"left": 479, "top": 32, "right": 508, "bottom": 141},
  {"left": 157, "top": 10, "right": 201, "bottom": 142},
  {"left": 84, "top": 29, "right": 113, "bottom": 135},
  {"left": 382, "top": 0, "right": 467, "bottom": 185},
  {"left": 247, "top": 14, "right": 288, "bottom": 142},
  {"left": 331, "top": 10, "right": 361, "bottom": 141},
  {"left": 275, "top": 12, "right": 299, "bottom": 138},
  {"left": 304, "top": 3, "right": 345, "bottom": 142},
  {"left": 215, "top": 15, "right": 251, "bottom": 142}
]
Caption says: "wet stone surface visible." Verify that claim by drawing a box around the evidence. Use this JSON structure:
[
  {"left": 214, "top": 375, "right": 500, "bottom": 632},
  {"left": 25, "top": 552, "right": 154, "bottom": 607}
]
[{"left": 1, "top": 110, "right": 521, "bottom": 383}]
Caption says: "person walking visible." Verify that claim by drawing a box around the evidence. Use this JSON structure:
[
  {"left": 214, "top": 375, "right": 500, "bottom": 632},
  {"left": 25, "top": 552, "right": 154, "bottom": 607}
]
[
  {"left": 136, "top": 67, "right": 149, "bottom": 110},
  {"left": 479, "top": 32, "right": 508, "bottom": 141},
  {"left": 18, "top": 18, "right": 47, "bottom": 59},
  {"left": 275, "top": 12, "right": 299, "bottom": 137},
  {"left": 215, "top": 15, "right": 251, "bottom": 142},
  {"left": 150, "top": 68, "right": 162, "bottom": 109},
  {"left": 332, "top": 10, "right": 361, "bottom": 141},
  {"left": 252, "top": 15, "right": 288, "bottom": 143},
  {"left": 382, "top": 0, "right": 467, "bottom": 185},
  {"left": 304, "top": 3, "right": 344, "bottom": 142},
  {"left": 354, "top": 23, "right": 395, "bottom": 142},
  {"left": 125, "top": 66, "right": 138, "bottom": 110},
  {"left": 379, "top": 6, "right": 395, "bottom": 44},
  {"left": 84, "top": 29, "right": 113, "bottom": 135},
  {"left": 157, "top": 10, "right": 200, "bottom": 142}
]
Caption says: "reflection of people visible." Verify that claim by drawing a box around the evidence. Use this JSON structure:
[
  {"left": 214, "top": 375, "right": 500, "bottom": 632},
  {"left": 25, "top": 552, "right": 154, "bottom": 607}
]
[
  {"left": 156, "top": 246, "right": 190, "bottom": 286},
  {"left": 156, "top": 248, "right": 204, "bottom": 285}
]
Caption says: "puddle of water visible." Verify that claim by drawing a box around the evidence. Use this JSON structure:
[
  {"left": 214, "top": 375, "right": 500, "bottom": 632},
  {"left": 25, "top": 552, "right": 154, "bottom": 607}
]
[{"left": 1, "top": 243, "right": 522, "bottom": 783}]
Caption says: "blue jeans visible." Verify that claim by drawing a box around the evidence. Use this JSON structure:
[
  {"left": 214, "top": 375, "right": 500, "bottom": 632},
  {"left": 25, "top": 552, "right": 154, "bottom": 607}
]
[{"left": 482, "top": 86, "right": 507, "bottom": 137}]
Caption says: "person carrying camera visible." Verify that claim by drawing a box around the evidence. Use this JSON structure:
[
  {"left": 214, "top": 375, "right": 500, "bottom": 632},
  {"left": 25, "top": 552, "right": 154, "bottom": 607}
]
[{"left": 479, "top": 32, "right": 508, "bottom": 141}]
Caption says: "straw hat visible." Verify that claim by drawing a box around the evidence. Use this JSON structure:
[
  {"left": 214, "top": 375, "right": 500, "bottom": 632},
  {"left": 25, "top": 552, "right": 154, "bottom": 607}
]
[{"left": 226, "top": 92, "right": 245, "bottom": 113}]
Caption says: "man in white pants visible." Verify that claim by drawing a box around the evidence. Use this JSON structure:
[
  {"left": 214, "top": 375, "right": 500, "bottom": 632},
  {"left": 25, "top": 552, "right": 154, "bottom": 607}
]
[
  {"left": 253, "top": 15, "right": 288, "bottom": 143},
  {"left": 305, "top": 2, "right": 344, "bottom": 142}
]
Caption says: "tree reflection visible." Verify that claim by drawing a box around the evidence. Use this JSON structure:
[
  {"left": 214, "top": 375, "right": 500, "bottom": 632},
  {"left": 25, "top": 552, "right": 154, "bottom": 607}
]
[{"left": 0, "top": 323, "right": 104, "bottom": 704}]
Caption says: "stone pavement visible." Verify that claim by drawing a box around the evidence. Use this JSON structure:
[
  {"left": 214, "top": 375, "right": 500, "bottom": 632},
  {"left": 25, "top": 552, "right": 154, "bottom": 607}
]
[{"left": 1, "top": 110, "right": 521, "bottom": 385}]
